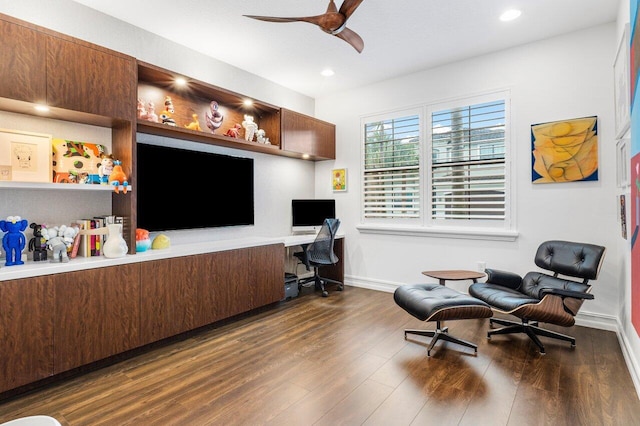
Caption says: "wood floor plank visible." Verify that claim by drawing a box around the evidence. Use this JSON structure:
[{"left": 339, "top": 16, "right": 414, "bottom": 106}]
[{"left": 0, "top": 287, "right": 638, "bottom": 426}]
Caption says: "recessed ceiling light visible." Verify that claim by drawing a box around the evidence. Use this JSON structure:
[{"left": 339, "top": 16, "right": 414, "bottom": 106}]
[
  {"left": 243, "top": 99, "right": 254, "bottom": 106},
  {"left": 34, "top": 105, "right": 49, "bottom": 112},
  {"left": 302, "top": 153, "right": 310, "bottom": 159},
  {"left": 175, "top": 77, "right": 187, "bottom": 86},
  {"left": 500, "top": 9, "right": 521, "bottom": 22},
  {"left": 321, "top": 68, "right": 335, "bottom": 77}
]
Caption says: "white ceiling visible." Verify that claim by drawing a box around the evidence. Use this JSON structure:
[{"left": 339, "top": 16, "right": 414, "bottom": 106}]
[{"left": 70, "top": 0, "right": 619, "bottom": 99}]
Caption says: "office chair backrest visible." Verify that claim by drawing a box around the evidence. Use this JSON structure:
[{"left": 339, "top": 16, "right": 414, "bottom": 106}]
[{"left": 307, "top": 218, "right": 340, "bottom": 265}]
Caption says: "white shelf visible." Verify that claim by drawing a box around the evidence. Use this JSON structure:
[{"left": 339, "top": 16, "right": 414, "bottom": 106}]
[{"left": 0, "top": 181, "right": 132, "bottom": 192}]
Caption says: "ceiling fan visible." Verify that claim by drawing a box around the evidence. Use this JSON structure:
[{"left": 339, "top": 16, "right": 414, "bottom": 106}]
[{"left": 244, "top": 0, "right": 365, "bottom": 53}]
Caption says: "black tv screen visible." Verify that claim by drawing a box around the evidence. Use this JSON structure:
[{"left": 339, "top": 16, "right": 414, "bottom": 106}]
[{"left": 136, "top": 143, "right": 254, "bottom": 231}]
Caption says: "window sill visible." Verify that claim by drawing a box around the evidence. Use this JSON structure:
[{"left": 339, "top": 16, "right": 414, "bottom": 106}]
[{"left": 356, "top": 224, "right": 519, "bottom": 242}]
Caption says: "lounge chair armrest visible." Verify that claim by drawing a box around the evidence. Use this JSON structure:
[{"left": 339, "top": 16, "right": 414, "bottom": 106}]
[
  {"left": 539, "top": 287, "right": 594, "bottom": 300},
  {"left": 485, "top": 268, "right": 522, "bottom": 290}
]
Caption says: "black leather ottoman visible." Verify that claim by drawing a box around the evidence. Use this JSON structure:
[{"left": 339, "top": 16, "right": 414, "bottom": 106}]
[{"left": 394, "top": 283, "right": 493, "bottom": 356}]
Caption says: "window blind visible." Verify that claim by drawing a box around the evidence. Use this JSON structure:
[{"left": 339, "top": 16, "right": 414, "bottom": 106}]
[
  {"left": 363, "top": 115, "right": 420, "bottom": 218},
  {"left": 431, "top": 100, "right": 506, "bottom": 220}
]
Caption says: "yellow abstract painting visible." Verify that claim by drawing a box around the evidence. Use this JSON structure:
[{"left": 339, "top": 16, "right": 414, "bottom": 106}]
[{"left": 531, "top": 116, "right": 598, "bottom": 183}]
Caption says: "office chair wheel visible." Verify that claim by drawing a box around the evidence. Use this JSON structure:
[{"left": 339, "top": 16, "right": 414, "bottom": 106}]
[
  {"left": 337, "top": 285, "right": 344, "bottom": 291},
  {"left": 322, "top": 290, "right": 329, "bottom": 297}
]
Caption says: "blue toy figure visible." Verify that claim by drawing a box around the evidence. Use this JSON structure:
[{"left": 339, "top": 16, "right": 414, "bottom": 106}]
[{"left": 0, "top": 215, "right": 29, "bottom": 266}]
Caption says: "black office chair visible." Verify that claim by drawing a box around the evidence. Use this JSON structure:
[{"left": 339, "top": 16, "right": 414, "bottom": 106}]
[
  {"left": 294, "top": 218, "right": 343, "bottom": 297},
  {"left": 468, "top": 240, "right": 606, "bottom": 354}
]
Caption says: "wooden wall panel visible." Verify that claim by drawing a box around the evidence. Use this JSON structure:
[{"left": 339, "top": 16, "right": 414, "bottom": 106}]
[
  {"left": 53, "top": 265, "right": 141, "bottom": 373},
  {"left": 0, "top": 276, "right": 53, "bottom": 393}
]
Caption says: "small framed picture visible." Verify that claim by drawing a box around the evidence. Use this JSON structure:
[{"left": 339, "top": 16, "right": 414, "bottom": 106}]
[
  {"left": 614, "top": 24, "right": 630, "bottom": 139},
  {"left": 0, "top": 129, "right": 52, "bottom": 183},
  {"left": 0, "top": 165, "right": 11, "bottom": 181},
  {"left": 617, "top": 137, "right": 630, "bottom": 188},
  {"left": 332, "top": 168, "right": 347, "bottom": 192}
]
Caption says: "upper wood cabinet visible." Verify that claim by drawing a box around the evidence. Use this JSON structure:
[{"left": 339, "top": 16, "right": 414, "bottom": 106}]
[
  {"left": 0, "top": 18, "right": 47, "bottom": 104},
  {"left": 281, "top": 108, "right": 336, "bottom": 160},
  {"left": 46, "top": 35, "right": 136, "bottom": 121}
]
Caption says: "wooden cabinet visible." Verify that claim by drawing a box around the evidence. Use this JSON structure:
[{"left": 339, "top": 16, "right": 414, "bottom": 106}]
[
  {"left": 46, "top": 35, "right": 136, "bottom": 120},
  {"left": 140, "top": 244, "right": 284, "bottom": 345},
  {"left": 52, "top": 265, "right": 141, "bottom": 373},
  {"left": 0, "top": 276, "right": 53, "bottom": 393},
  {"left": 281, "top": 108, "right": 336, "bottom": 160},
  {"left": 0, "top": 18, "right": 47, "bottom": 104}
]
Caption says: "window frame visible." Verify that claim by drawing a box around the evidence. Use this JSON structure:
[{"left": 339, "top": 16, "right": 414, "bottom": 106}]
[{"left": 358, "top": 90, "right": 516, "bottom": 241}]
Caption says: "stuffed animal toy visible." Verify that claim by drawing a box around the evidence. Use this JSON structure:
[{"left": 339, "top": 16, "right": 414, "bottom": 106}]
[
  {"left": 109, "top": 160, "right": 129, "bottom": 194},
  {"left": 28, "top": 222, "right": 48, "bottom": 261},
  {"left": 0, "top": 215, "right": 28, "bottom": 266}
]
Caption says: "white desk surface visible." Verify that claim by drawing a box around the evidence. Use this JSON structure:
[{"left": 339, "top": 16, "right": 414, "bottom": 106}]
[
  {"left": 0, "top": 233, "right": 345, "bottom": 281},
  {"left": 283, "top": 232, "right": 344, "bottom": 247}
]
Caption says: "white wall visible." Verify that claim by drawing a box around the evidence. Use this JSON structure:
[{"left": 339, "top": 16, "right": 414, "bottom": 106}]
[
  {"left": 0, "top": 1, "right": 319, "bottom": 242},
  {"left": 315, "top": 23, "right": 620, "bottom": 325}
]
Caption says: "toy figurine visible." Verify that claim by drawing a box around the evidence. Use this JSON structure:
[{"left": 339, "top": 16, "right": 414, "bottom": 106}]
[
  {"left": 98, "top": 153, "right": 115, "bottom": 184},
  {"left": 135, "top": 228, "right": 151, "bottom": 252},
  {"left": 109, "top": 160, "right": 129, "bottom": 194},
  {"left": 256, "top": 129, "right": 269, "bottom": 144},
  {"left": 0, "top": 215, "right": 28, "bottom": 266},
  {"left": 205, "top": 101, "right": 224, "bottom": 133},
  {"left": 137, "top": 98, "right": 147, "bottom": 119},
  {"left": 184, "top": 113, "right": 202, "bottom": 131},
  {"left": 145, "top": 101, "right": 159, "bottom": 123},
  {"left": 242, "top": 114, "right": 258, "bottom": 142},
  {"left": 28, "top": 222, "right": 48, "bottom": 261},
  {"left": 159, "top": 96, "right": 177, "bottom": 126},
  {"left": 46, "top": 225, "right": 78, "bottom": 263},
  {"left": 225, "top": 123, "right": 242, "bottom": 138}
]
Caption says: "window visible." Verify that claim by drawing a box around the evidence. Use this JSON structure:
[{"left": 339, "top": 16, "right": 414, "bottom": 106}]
[
  {"left": 362, "top": 111, "right": 421, "bottom": 220},
  {"left": 361, "top": 91, "right": 512, "bottom": 238}
]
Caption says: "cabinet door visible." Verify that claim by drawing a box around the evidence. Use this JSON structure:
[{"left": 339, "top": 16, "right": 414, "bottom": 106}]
[
  {"left": 139, "top": 257, "right": 199, "bottom": 345},
  {"left": 281, "top": 109, "right": 336, "bottom": 160},
  {"left": 53, "top": 265, "right": 141, "bottom": 373},
  {"left": 46, "top": 35, "right": 136, "bottom": 120},
  {"left": 248, "top": 244, "right": 284, "bottom": 309},
  {"left": 0, "top": 276, "right": 53, "bottom": 393},
  {"left": 0, "top": 18, "right": 46, "bottom": 103},
  {"left": 198, "top": 249, "right": 253, "bottom": 325}
]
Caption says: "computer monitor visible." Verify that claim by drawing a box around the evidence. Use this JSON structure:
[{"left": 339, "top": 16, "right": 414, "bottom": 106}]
[{"left": 291, "top": 199, "right": 336, "bottom": 233}]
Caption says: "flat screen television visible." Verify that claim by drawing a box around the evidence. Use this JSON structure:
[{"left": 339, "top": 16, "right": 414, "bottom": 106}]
[
  {"left": 136, "top": 143, "right": 254, "bottom": 232},
  {"left": 291, "top": 199, "right": 336, "bottom": 233}
]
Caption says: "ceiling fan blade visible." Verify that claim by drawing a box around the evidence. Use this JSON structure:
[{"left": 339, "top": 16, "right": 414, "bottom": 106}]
[
  {"left": 339, "top": 0, "right": 365, "bottom": 20},
  {"left": 335, "top": 27, "right": 364, "bottom": 53},
  {"left": 244, "top": 14, "right": 325, "bottom": 26}
]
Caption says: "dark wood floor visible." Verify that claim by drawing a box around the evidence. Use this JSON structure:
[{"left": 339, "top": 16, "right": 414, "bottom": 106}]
[{"left": 1, "top": 286, "right": 639, "bottom": 425}]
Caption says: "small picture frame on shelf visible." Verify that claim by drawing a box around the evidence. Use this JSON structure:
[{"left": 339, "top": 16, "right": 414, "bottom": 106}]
[{"left": 0, "top": 129, "right": 52, "bottom": 183}]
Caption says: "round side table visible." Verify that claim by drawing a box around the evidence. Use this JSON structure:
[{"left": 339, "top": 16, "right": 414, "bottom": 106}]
[{"left": 422, "top": 269, "right": 486, "bottom": 286}]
